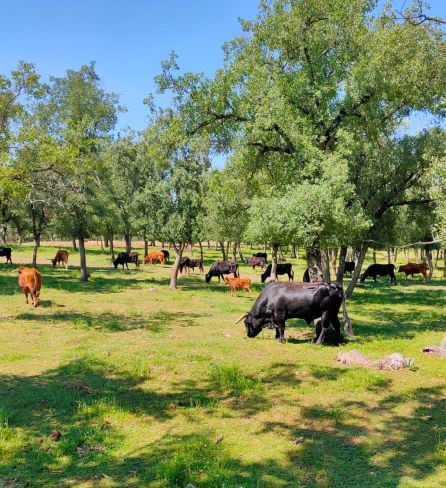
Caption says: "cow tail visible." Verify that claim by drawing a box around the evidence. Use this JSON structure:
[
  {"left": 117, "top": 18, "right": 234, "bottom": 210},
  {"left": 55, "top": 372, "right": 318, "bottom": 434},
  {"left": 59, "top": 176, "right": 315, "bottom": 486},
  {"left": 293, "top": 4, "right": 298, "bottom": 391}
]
[{"left": 342, "top": 294, "right": 353, "bottom": 338}]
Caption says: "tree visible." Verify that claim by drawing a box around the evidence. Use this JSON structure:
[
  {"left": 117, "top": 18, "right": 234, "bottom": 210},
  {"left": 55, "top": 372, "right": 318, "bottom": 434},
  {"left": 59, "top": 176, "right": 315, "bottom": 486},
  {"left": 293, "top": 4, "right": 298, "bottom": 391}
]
[
  {"left": 47, "top": 63, "right": 120, "bottom": 281},
  {"left": 154, "top": 0, "right": 446, "bottom": 291}
]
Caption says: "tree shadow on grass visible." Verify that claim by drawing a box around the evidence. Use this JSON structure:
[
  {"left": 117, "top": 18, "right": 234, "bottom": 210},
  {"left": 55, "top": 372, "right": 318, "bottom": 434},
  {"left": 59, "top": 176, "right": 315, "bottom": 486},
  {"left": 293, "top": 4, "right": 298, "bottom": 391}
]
[
  {"left": 1, "top": 356, "right": 444, "bottom": 487},
  {"left": 13, "top": 309, "right": 203, "bottom": 332}
]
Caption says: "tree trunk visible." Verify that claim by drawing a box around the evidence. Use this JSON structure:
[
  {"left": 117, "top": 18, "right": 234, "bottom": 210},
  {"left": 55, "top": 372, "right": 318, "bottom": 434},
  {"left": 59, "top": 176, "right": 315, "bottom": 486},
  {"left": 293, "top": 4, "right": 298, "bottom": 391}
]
[
  {"left": 1, "top": 224, "right": 7, "bottom": 244},
  {"left": 169, "top": 242, "right": 186, "bottom": 290},
  {"left": 79, "top": 235, "right": 89, "bottom": 282},
  {"left": 109, "top": 235, "right": 115, "bottom": 260},
  {"left": 305, "top": 245, "right": 323, "bottom": 282},
  {"left": 199, "top": 241, "right": 204, "bottom": 262},
  {"left": 291, "top": 244, "right": 297, "bottom": 259},
  {"left": 336, "top": 245, "right": 348, "bottom": 283},
  {"left": 226, "top": 241, "right": 230, "bottom": 261},
  {"left": 99, "top": 237, "right": 104, "bottom": 251},
  {"left": 144, "top": 239, "right": 149, "bottom": 258},
  {"left": 72, "top": 237, "right": 78, "bottom": 251},
  {"left": 414, "top": 247, "right": 419, "bottom": 262},
  {"left": 434, "top": 248, "right": 440, "bottom": 268},
  {"left": 270, "top": 243, "right": 279, "bottom": 281},
  {"left": 32, "top": 233, "right": 41, "bottom": 268},
  {"left": 372, "top": 249, "right": 376, "bottom": 264},
  {"left": 104, "top": 236, "right": 109, "bottom": 248},
  {"left": 331, "top": 248, "right": 338, "bottom": 279},
  {"left": 124, "top": 234, "right": 132, "bottom": 253},
  {"left": 443, "top": 249, "right": 446, "bottom": 278},
  {"left": 232, "top": 242, "right": 237, "bottom": 262},
  {"left": 346, "top": 241, "right": 369, "bottom": 298},
  {"left": 207, "top": 240, "right": 210, "bottom": 249},
  {"left": 424, "top": 244, "right": 434, "bottom": 283},
  {"left": 238, "top": 242, "right": 244, "bottom": 262},
  {"left": 320, "top": 248, "right": 331, "bottom": 283},
  {"left": 219, "top": 241, "right": 227, "bottom": 261}
]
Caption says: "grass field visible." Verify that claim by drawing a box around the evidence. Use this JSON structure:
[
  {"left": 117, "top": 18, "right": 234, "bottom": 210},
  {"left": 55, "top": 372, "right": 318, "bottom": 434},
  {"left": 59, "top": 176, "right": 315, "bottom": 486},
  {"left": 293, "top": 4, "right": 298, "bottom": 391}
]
[{"left": 0, "top": 243, "right": 445, "bottom": 488}]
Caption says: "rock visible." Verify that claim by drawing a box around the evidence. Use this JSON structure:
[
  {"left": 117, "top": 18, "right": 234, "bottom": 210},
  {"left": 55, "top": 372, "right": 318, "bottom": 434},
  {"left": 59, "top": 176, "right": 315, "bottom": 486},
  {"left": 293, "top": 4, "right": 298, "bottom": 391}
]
[{"left": 214, "top": 435, "right": 224, "bottom": 443}]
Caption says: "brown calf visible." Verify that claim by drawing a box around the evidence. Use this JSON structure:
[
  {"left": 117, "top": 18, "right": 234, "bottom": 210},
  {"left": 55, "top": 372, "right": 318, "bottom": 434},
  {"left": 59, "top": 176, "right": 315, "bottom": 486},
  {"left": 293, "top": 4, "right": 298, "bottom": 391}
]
[
  {"left": 144, "top": 251, "right": 165, "bottom": 265},
  {"left": 51, "top": 250, "right": 69, "bottom": 268},
  {"left": 16, "top": 267, "right": 42, "bottom": 307},
  {"left": 224, "top": 276, "right": 252, "bottom": 296},
  {"left": 398, "top": 262, "right": 429, "bottom": 280}
]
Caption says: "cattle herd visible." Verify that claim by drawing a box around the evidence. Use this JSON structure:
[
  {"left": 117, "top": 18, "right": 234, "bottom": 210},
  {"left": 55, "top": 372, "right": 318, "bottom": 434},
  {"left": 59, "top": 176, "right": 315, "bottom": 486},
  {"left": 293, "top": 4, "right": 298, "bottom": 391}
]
[{"left": 1, "top": 245, "right": 437, "bottom": 346}]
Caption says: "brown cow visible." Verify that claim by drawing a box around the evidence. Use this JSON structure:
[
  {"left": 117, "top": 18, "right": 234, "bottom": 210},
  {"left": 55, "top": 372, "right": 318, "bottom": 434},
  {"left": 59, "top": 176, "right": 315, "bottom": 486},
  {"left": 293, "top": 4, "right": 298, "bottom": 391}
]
[
  {"left": 144, "top": 251, "right": 165, "bottom": 265},
  {"left": 398, "top": 262, "right": 429, "bottom": 280},
  {"left": 51, "top": 250, "right": 69, "bottom": 268},
  {"left": 224, "top": 276, "right": 252, "bottom": 296},
  {"left": 16, "top": 267, "right": 42, "bottom": 307}
]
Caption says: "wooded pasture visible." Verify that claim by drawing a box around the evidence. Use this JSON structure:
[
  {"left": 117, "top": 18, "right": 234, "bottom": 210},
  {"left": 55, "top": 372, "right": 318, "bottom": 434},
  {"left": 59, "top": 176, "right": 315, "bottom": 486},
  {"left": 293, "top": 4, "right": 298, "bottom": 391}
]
[{"left": 1, "top": 243, "right": 445, "bottom": 487}]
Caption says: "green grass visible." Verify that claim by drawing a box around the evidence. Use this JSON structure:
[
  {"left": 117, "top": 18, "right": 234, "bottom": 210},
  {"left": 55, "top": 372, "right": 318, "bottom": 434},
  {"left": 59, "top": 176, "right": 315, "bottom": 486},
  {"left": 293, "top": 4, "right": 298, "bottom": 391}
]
[{"left": 0, "top": 241, "right": 445, "bottom": 487}]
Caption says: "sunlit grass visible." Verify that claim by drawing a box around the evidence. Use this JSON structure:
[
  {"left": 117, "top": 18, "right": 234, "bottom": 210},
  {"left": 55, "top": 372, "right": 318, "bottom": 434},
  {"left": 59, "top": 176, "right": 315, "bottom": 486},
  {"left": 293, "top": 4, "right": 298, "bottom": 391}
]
[{"left": 0, "top": 242, "right": 445, "bottom": 487}]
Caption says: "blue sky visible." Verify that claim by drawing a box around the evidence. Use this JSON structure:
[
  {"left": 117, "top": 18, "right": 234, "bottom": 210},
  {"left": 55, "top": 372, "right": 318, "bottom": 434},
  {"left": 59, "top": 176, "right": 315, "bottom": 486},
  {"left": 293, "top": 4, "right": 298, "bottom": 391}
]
[{"left": 1, "top": 0, "right": 445, "bottom": 134}]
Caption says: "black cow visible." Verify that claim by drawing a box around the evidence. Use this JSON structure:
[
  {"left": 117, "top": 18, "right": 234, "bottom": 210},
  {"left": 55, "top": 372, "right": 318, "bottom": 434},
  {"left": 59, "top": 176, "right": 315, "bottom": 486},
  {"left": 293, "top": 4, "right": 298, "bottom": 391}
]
[
  {"left": 161, "top": 250, "right": 170, "bottom": 264},
  {"left": 360, "top": 263, "right": 397, "bottom": 284},
  {"left": 179, "top": 256, "right": 190, "bottom": 274},
  {"left": 343, "top": 261, "right": 355, "bottom": 275},
  {"left": 189, "top": 258, "right": 204, "bottom": 273},
  {"left": 113, "top": 252, "right": 139, "bottom": 269},
  {"left": 244, "top": 256, "right": 266, "bottom": 270},
  {"left": 0, "top": 247, "right": 12, "bottom": 264},
  {"left": 205, "top": 261, "right": 239, "bottom": 283},
  {"left": 261, "top": 263, "right": 294, "bottom": 283},
  {"left": 253, "top": 252, "right": 267, "bottom": 263},
  {"left": 236, "top": 281, "right": 350, "bottom": 345}
]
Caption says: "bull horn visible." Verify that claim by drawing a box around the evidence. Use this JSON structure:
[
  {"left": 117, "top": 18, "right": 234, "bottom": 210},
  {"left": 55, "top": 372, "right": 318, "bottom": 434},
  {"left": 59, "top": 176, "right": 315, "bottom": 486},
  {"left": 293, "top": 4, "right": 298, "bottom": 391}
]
[{"left": 234, "top": 312, "right": 248, "bottom": 324}]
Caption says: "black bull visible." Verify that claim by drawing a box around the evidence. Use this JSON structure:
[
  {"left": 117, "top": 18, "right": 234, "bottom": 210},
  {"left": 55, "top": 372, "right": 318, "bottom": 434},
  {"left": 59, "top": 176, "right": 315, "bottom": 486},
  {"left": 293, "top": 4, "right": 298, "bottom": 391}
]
[{"left": 236, "top": 282, "right": 352, "bottom": 345}]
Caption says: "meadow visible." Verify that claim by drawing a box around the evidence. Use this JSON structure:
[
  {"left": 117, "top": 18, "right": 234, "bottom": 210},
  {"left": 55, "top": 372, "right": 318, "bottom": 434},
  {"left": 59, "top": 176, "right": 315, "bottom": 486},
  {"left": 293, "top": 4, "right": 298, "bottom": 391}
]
[{"left": 0, "top": 243, "right": 445, "bottom": 488}]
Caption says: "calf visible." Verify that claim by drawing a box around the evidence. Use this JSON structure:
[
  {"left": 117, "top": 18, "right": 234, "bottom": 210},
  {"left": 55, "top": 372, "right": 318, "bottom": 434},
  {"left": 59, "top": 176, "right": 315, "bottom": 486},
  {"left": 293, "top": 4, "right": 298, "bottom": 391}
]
[
  {"left": 0, "top": 247, "right": 12, "bottom": 264},
  {"left": 16, "top": 267, "right": 42, "bottom": 307},
  {"left": 398, "top": 262, "right": 429, "bottom": 280},
  {"left": 224, "top": 276, "right": 252, "bottom": 296},
  {"left": 261, "top": 263, "right": 294, "bottom": 283},
  {"left": 51, "top": 250, "right": 69, "bottom": 268},
  {"left": 144, "top": 251, "right": 165, "bottom": 265},
  {"left": 360, "top": 263, "right": 397, "bottom": 285},
  {"left": 114, "top": 252, "right": 139, "bottom": 269}
]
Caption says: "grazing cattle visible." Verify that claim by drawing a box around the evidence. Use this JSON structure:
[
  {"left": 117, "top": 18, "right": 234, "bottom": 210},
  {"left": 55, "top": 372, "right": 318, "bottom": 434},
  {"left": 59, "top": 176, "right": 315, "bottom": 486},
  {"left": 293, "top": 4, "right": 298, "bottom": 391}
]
[
  {"left": 179, "top": 256, "right": 190, "bottom": 274},
  {"left": 261, "top": 263, "right": 294, "bottom": 283},
  {"left": 205, "top": 261, "right": 239, "bottom": 283},
  {"left": 343, "top": 261, "right": 355, "bottom": 275},
  {"left": 253, "top": 252, "right": 267, "bottom": 263},
  {"left": 144, "top": 251, "right": 165, "bottom": 265},
  {"left": 224, "top": 276, "right": 252, "bottom": 296},
  {"left": 244, "top": 257, "right": 266, "bottom": 270},
  {"left": 398, "top": 262, "right": 429, "bottom": 280},
  {"left": 189, "top": 258, "right": 204, "bottom": 273},
  {"left": 235, "top": 281, "right": 350, "bottom": 345},
  {"left": 16, "top": 267, "right": 42, "bottom": 307},
  {"left": 160, "top": 250, "right": 170, "bottom": 264},
  {"left": 113, "top": 252, "right": 139, "bottom": 269},
  {"left": 0, "top": 247, "right": 12, "bottom": 264},
  {"left": 51, "top": 250, "right": 69, "bottom": 268},
  {"left": 360, "top": 263, "right": 397, "bottom": 284}
]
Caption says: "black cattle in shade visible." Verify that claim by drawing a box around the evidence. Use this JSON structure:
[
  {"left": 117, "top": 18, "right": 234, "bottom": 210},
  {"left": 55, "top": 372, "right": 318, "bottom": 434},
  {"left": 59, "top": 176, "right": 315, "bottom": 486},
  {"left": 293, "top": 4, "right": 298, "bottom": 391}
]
[
  {"left": 0, "top": 247, "right": 12, "bottom": 264},
  {"left": 113, "top": 252, "right": 139, "bottom": 269},
  {"left": 360, "top": 263, "right": 397, "bottom": 285},
  {"left": 253, "top": 252, "right": 267, "bottom": 263},
  {"left": 205, "top": 261, "right": 239, "bottom": 283},
  {"left": 160, "top": 250, "right": 170, "bottom": 264},
  {"left": 235, "top": 281, "right": 351, "bottom": 345},
  {"left": 261, "top": 263, "right": 294, "bottom": 283}
]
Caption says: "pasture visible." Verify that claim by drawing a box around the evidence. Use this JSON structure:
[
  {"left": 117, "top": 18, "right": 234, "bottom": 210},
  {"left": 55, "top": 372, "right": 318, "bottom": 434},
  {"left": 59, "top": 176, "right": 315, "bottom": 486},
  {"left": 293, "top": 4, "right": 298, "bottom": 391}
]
[{"left": 1, "top": 243, "right": 446, "bottom": 488}]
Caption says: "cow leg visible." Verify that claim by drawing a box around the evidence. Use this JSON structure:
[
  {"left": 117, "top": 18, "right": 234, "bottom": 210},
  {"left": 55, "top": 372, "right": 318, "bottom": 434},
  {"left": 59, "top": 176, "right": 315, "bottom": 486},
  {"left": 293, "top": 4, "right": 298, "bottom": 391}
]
[
  {"left": 24, "top": 290, "right": 29, "bottom": 304},
  {"left": 315, "top": 313, "right": 333, "bottom": 345},
  {"left": 275, "top": 325, "right": 286, "bottom": 343}
]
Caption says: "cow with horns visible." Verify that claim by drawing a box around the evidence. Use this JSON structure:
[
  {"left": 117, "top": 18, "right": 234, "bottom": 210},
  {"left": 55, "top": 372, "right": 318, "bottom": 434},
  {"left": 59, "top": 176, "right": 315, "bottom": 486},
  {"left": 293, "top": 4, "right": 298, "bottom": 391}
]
[
  {"left": 235, "top": 281, "right": 352, "bottom": 346},
  {"left": 205, "top": 261, "right": 239, "bottom": 283}
]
